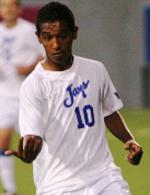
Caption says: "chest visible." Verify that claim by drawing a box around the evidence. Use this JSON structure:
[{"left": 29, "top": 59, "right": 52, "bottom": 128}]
[{"left": 0, "top": 30, "right": 28, "bottom": 54}]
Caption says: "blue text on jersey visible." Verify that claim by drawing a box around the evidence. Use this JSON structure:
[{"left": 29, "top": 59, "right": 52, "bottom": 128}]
[{"left": 64, "top": 80, "right": 90, "bottom": 107}]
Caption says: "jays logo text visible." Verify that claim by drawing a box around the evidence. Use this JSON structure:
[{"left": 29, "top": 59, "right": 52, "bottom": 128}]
[{"left": 64, "top": 80, "right": 90, "bottom": 107}]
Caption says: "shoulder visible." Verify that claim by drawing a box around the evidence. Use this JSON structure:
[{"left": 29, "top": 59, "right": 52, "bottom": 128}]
[
  {"left": 75, "top": 55, "right": 104, "bottom": 67},
  {"left": 17, "top": 18, "right": 36, "bottom": 32},
  {"left": 20, "top": 63, "right": 44, "bottom": 98},
  {"left": 75, "top": 55, "right": 106, "bottom": 73}
]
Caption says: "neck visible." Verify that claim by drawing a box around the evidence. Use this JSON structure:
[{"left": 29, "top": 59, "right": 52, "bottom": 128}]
[
  {"left": 43, "top": 55, "right": 73, "bottom": 71},
  {"left": 5, "top": 20, "right": 17, "bottom": 28}
]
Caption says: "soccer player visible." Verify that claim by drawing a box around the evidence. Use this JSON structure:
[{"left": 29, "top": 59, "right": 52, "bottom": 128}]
[
  {"left": 6, "top": 2, "right": 143, "bottom": 195},
  {"left": 0, "top": 0, "right": 44, "bottom": 194}
]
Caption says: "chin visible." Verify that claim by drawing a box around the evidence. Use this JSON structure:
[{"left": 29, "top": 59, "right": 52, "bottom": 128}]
[{"left": 52, "top": 56, "right": 67, "bottom": 65}]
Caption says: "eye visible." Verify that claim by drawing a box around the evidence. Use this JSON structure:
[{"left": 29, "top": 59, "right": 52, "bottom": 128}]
[
  {"left": 41, "top": 33, "right": 52, "bottom": 41},
  {"left": 58, "top": 32, "right": 69, "bottom": 39},
  {"left": 60, "top": 33, "right": 67, "bottom": 38}
]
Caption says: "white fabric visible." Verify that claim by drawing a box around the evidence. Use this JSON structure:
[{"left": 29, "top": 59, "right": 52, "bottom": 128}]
[
  {"left": 38, "top": 169, "right": 130, "bottom": 195},
  {"left": 102, "top": 181, "right": 131, "bottom": 195},
  {"left": 0, "top": 156, "right": 16, "bottom": 193},
  {"left": 19, "top": 56, "right": 124, "bottom": 194},
  {"left": 0, "top": 97, "right": 19, "bottom": 128},
  {"left": 0, "top": 18, "right": 44, "bottom": 98}
]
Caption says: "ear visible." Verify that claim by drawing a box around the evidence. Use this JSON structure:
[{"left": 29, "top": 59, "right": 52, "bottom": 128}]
[{"left": 73, "top": 26, "right": 78, "bottom": 40}]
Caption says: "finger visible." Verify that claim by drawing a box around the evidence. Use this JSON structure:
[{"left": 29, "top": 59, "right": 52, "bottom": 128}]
[
  {"left": 127, "top": 149, "right": 143, "bottom": 165},
  {"left": 124, "top": 142, "right": 134, "bottom": 151},
  {"left": 4, "top": 150, "right": 18, "bottom": 156},
  {"left": 18, "top": 137, "right": 24, "bottom": 154},
  {"left": 23, "top": 135, "right": 37, "bottom": 152},
  {"left": 126, "top": 147, "right": 142, "bottom": 160},
  {"left": 21, "top": 136, "right": 38, "bottom": 162},
  {"left": 4, "top": 138, "right": 34, "bottom": 163},
  {"left": 124, "top": 140, "right": 140, "bottom": 150},
  {"left": 23, "top": 136, "right": 29, "bottom": 151},
  {"left": 23, "top": 135, "right": 42, "bottom": 153},
  {"left": 129, "top": 146, "right": 142, "bottom": 157},
  {"left": 33, "top": 137, "right": 43, "bottom": 153},
  {"left": 4, "top": 150, "right": 24, "bottom": 161},
  {"left": 130, "top": 149, "right": 143, "bottom": 161},
  {"left": 17, "top": 135, "right": 43, "bottom": 163},
  {"left": 25, "top": 137, "right": 42, "bottom": 161},
  {"left": 19, "top": 154, "right": 34, "bottom": 163},
  {"left": 125, "top": 142, "right": 142, "bottom": 157},
  {"left": 22, "top": 136, "right": 33, "bottom": 160},
  {"left": 125, "top": 141, "right": 143, "bottom": 162}
]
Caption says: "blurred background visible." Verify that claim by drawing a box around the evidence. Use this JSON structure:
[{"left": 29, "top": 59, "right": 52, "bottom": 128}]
[
  {"left": 0, "top": 1, "right": 149, "bottom": 195},
  {"left": 20, "top": 0, "right": 150, "bottom": 108}
]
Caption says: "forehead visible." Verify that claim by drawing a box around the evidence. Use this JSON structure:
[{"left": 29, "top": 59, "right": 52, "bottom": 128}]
[{"left": 40, "top": 21, "right": 70, "bottom": 32}]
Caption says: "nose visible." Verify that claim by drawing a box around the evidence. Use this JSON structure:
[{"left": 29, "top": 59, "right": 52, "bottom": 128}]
[{"left": 52, "top": 37, "right": 61, "bottom": 51}]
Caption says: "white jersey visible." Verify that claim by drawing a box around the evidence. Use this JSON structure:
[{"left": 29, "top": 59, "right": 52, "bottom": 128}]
[
  {"left": 19, "top": 56, "right": 123, "bottom": 194},
  {"left": 0, "top": 18, "right": 44, "bottom": 98}
]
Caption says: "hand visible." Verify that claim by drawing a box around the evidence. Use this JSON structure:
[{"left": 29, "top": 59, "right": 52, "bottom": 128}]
[
  {"left": 124, "top": 139, "right": 143, "bottom": 165},
  {"left": 5, "top": 135, "right": 43, "bottom": 163}
]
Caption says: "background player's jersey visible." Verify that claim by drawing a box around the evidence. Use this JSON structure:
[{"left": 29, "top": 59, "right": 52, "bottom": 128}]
[
  {"left": 19, "top": 55, "right": 123, "bottom": 194},
  {"left": 0, "top": 18, "right": 43, "bottom": 98}
]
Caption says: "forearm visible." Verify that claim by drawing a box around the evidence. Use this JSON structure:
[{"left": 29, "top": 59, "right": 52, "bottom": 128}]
[
  {"left": 16, "top": 56, "right": 43, "bottom": 76},
  {"left": 104, "top": 111, "right": 134, "bottom": 143}
]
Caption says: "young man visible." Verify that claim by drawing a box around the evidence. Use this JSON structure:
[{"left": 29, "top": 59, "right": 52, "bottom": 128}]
[
  {"left": 0, "top": 0, "right": 44, "bottom": 194},
  {"left": 6, "top": 2, "right": 143, "bottom": 195}
]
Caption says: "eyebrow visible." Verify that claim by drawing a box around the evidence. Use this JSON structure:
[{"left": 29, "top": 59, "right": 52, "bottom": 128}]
[
  {"left": 40, "top": 32, "right": 53, "bottom": 37},
  {"left": 41, "top": 32, "right": 51, "bottom": 34}
]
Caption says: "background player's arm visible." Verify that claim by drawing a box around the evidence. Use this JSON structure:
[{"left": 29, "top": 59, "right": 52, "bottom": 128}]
[
  {"left": 16, "top": 25, "right": 45, "bottom": 76},
  {"left": 104, "top": 111, "right": 143, "bottom": 165},
  {"left": 16, "top": 56, "right": 43, "bottom": 76}
]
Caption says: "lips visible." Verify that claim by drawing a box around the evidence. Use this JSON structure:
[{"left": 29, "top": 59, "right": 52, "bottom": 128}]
[{"left": 53, "top": 52, "right": 63, "bottom": 57}]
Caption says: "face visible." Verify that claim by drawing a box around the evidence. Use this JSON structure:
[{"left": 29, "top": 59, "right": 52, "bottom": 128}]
[
  {"left": 37, "top": 20, "right": 78, "bottom": 68},
  {"left": 0, "top": 0, "right": 21, "bottom": 23}
]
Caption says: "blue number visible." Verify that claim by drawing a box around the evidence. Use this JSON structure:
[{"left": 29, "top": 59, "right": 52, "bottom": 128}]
[
  {"left": 75, "top": 104, "right": 95, "bottom": 129},
  {"left": 83, "top": 105, "right": 95, "bottom": 127},
  {"left": 75, "top": 107, "right": 85, "bottom": 128}
]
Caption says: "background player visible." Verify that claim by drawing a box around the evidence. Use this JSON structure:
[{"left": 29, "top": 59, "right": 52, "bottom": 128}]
[
  {"left": 6, "top": 2, "right": 143, "bottom": 195},
  {"left": 0, "top": 0, "right": 44, "bottom": 194}
]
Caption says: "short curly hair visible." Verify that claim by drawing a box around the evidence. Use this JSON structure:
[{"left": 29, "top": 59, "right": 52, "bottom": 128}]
[{"left": 36, "top": 1, "right": 76, "bottom": 35}]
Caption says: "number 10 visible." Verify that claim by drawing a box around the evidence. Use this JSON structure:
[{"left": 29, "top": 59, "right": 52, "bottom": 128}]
[{"left": 75, "top": 105, "right": 95, "bottom": 129}]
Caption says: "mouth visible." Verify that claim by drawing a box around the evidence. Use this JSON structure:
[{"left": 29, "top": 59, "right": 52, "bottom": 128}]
[{"left": 53, "top": 52, "right": 64, "bottom": 57}]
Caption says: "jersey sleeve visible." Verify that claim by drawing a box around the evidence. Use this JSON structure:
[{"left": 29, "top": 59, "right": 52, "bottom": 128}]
[
  {"left": 19, "top": 78, "right": 44, "bottom": 138},
  {"left": 101, "top": 65, "right": 123, "bottom": 117}
]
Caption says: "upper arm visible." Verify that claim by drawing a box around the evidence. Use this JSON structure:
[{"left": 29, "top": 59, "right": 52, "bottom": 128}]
[
  {"left": 19, "top": 78, "right": 44, "bottom": 138},
  {"left": 101, "top": 65, "right": 123, "bottom": 117}
]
